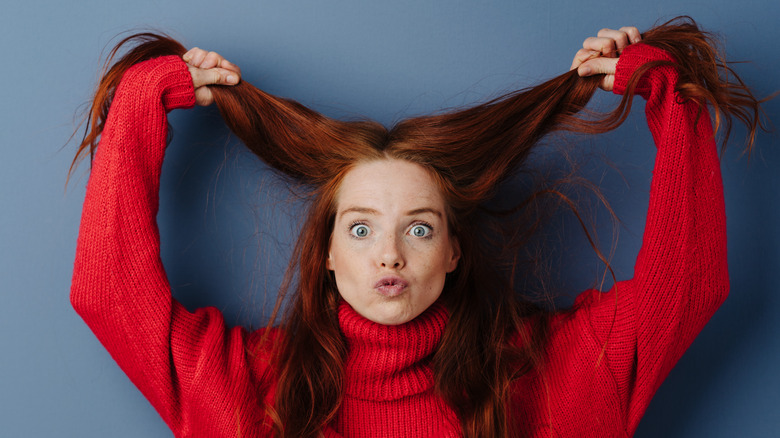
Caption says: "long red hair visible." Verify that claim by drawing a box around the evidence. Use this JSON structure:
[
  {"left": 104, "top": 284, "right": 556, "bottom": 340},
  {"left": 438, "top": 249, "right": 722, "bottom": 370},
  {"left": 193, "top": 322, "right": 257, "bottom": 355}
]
[{"left": 71, "top": 17, "right": 765, "bottom": 437}]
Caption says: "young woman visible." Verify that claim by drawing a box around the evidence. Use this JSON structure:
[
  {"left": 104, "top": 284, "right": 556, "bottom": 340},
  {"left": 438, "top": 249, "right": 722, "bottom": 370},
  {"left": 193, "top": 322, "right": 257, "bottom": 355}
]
[{"left": 70, "top": 18, "right": 763, "bottom": 437}]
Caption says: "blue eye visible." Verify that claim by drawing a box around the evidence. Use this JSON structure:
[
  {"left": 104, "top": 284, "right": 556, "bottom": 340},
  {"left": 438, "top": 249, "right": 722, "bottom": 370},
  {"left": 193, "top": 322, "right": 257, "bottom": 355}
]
[
  {"left": 350, "top": 224, "right": 370, "bottom": 238},
  {"left": 410, "top": 224, "right": 432, "bottom": 238}
]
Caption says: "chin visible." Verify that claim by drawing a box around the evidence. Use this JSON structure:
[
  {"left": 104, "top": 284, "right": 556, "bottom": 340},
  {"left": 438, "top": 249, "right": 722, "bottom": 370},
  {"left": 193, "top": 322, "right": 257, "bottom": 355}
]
[
  {"left": 370, "top": 314, "right": 411, "bottom": 326},
  {"left": 363, "top": 301, "right": 421, "bottom": 326}
]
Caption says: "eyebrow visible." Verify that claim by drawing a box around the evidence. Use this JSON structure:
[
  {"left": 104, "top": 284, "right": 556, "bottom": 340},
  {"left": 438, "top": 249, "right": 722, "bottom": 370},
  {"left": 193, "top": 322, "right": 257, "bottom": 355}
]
[
  {"left": 339, "top": 207, "right": 379, "bottom": 218},
  {"left": 338, "top": 206, "right": 443, "bottom": 219},
  {"left": 406, "top": 207, "right": 442, "bottom": 218}
]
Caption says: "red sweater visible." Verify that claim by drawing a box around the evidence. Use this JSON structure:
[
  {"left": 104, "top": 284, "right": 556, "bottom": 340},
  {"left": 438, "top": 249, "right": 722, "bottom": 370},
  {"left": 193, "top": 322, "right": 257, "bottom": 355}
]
[{"left": 71, "top": 43, "right": 728, "bottom": 437}]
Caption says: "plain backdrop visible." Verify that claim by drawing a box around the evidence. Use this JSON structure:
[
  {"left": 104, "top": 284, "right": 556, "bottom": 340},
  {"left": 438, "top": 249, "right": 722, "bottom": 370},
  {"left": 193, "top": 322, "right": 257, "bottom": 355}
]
[{"left": 2, "top": 0, "right": 778, "bottom": 436}]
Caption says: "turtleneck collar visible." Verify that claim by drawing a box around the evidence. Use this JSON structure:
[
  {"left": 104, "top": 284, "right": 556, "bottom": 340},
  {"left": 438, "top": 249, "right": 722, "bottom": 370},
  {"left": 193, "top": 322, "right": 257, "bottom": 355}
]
[{"left": 338, "top": 300, "right": 449, "bottom": 401}]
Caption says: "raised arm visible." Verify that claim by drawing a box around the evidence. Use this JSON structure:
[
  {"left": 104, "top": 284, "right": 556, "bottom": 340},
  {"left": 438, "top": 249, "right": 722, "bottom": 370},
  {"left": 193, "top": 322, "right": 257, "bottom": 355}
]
[
  {"left": 70, "top": 52, "right": 273, "bottom": 435},
  {"left": 574, "top": 32, "right": 730, "bottom": 432}
]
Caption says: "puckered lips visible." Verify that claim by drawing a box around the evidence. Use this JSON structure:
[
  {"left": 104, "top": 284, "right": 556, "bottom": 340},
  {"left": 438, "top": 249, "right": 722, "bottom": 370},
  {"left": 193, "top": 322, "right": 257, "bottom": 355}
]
[{"left": 373, "top": 275, "right": 409, "bottom": 297}]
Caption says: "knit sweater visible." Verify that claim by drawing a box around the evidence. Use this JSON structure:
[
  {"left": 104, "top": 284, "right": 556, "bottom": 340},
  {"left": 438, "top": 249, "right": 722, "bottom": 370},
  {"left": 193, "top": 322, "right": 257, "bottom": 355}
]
[{"left": 71, "top": 43, "right": 728, "bottom": 437}]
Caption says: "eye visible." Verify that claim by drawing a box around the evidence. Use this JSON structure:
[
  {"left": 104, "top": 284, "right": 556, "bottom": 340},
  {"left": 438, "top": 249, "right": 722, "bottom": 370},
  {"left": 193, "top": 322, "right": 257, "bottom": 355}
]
[
  {"left": 409, "top": 224, "right": 432, "bottom": 238},
  {"left": 349, "top": 223, "right": 371, "bottom": 238}
]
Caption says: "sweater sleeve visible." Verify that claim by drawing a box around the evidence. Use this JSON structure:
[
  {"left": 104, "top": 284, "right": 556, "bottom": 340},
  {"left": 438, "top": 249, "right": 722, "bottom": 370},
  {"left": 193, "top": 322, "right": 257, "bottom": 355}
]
[
  {"left": 70, "top": 56, "right": 272, "bottom": 436},
  {"left": 578, "top": 43, "right": 729, "bottom": 433}
]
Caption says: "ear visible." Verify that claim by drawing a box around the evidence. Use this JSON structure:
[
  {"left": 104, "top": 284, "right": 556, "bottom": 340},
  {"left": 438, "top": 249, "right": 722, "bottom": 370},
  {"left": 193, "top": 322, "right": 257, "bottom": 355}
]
[
  {"left": 326, "top": 234, "right": 335, "bottom": 271},
  {"left": 446, "top": 236, "right": 461, "bottom": 273}
]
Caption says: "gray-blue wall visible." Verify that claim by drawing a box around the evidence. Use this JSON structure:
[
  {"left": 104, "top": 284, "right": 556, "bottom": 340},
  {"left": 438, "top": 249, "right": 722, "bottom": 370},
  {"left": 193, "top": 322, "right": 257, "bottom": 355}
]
[{"left": 2, "top": 1, "right": 778, "bottom": 436}]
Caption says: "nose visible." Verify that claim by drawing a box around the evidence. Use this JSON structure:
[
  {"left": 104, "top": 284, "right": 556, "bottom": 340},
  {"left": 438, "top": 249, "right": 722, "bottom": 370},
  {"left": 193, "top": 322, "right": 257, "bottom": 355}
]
[{"left": 379, "top": 233, "right": 405, "bottom": 269}]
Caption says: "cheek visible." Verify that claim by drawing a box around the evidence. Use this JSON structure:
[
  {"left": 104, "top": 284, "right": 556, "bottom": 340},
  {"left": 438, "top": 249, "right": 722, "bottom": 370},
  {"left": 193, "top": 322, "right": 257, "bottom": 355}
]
[
  {"left": 413, "top": 241, "right": 453, "bottom": 276},
  {"left": 328, "top": 235, "right": 362, "bottom": 275}
]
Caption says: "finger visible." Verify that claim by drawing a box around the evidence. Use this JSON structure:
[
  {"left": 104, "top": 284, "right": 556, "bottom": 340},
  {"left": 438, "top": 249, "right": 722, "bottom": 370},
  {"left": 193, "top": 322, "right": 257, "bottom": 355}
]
[
  {"left": 182, "top": 48, "right": 196, "bottom": 63},
  {"left": 183, "top": 47, "right": 207, "bottom": 67},
  {"left": 619, "top": 26, "right": 642, "bottom": 44},
  {"left": 193, "top": 87, "right": 214, "bottom": 107},
  {"left": 189, "top": 66, "right": 240, "bottom": 88},
  {"left": 600, "top": 75, "right": 615, "bottom": 92},
  {"left": 200, "top": 51, "right": 224, "bottom": 70},
  {"left": 577, "top": 57, "right": 618, "bottom": 77},
  {"left": 583, "top": 36, "right": 618, "bottom": 58},
  {"left": 219, "top": 59, "right": 241, "bottom": 76},
  {"left": 596, "top": 28, "right": 631, "bottom": 53},
  {"left": 570, "top": 48, "right": 600, "bottom": 71}
]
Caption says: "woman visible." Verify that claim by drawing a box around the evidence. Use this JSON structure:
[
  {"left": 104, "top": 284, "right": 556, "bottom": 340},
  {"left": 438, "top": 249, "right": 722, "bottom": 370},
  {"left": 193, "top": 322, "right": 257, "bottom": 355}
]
[{"left": 70, "top": 18, "right": 762, "bottom": 437}]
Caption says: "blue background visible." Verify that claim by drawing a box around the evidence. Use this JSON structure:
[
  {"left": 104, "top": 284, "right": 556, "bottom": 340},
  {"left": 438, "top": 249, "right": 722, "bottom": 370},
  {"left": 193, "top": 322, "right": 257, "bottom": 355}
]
[{"left": 2, "top": 0, "right": 778, "bottom": 436}]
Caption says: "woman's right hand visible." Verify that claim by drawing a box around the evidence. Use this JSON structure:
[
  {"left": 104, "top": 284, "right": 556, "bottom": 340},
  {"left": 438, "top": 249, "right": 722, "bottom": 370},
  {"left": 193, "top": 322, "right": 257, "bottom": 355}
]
[{"left": 182, "top": 48, "right": 242, "bottom": 106}]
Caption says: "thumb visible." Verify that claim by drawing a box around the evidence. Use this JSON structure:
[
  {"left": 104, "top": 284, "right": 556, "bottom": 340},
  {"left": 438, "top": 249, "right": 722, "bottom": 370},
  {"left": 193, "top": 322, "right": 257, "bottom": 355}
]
[
  {"left": 577, "top": 57, "right": 618, "bottom": 77},
  {"left": 189, "top": 66, "right": 240, "bottom": 89}
]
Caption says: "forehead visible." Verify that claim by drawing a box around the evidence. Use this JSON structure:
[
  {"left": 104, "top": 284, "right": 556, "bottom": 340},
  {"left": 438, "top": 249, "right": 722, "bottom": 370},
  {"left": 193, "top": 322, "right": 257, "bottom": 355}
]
[{"left": 335, "top": 159, "right": 446, "bottom": 212}]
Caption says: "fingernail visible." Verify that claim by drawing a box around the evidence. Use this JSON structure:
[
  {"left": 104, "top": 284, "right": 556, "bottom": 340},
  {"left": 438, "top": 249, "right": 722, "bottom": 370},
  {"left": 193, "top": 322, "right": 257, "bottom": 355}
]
[
  {"left": 226, "top": 75, "right": 237, "bottom": 84},
  {"left": 580, "top": 66, "right": 592, "bottom": 76}
]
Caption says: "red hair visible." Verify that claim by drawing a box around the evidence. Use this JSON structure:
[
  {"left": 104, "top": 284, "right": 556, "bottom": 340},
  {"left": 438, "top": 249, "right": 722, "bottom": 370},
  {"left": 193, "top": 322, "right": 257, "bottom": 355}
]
[{"left": 71, "top": 17, "right": 765, "bottom": 437}]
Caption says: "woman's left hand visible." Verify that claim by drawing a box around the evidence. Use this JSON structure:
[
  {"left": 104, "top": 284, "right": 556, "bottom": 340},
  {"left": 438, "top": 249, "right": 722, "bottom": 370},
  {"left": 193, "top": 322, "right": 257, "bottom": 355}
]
[{"left": 570, "top": 27, "right": 642, "bottom": 91}]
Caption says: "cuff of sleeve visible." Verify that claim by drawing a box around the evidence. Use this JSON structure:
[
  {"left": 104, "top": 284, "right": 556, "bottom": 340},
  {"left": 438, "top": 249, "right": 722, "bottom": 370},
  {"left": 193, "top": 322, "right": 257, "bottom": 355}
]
[
  {"left": 122, "top": 55, "right": 196, "bottom": 111},
  {"left": 158, "top": 56, "right": 196, "bottom": 111},
  {"left": 613, "top": 43, "right": 677, "bottom": 97}
]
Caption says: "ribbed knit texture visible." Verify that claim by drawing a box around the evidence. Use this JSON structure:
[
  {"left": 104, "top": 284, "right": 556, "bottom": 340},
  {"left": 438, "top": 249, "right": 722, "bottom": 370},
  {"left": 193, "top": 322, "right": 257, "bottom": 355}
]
[
  {"left": 336, "top": 300, "right": 459, "bottom": 437},
  {"left": 71, "top": 43, "right": 728, "bottom": 437}
]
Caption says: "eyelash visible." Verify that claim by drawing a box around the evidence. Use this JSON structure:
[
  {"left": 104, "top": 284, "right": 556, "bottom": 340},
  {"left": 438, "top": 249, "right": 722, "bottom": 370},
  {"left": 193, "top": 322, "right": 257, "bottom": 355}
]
[
  {"left": 410, "top": 221, "right": 434, "bottom": 239},
  {"left": 348, "top": 220, "right": 369, "bottom": 239}
]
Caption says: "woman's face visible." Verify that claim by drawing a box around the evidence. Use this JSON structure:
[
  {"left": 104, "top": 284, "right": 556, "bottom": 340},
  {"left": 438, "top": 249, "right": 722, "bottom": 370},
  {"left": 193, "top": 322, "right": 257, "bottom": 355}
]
[{"left": 327, "top": 158, "right": 460, "bottom": 325}]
